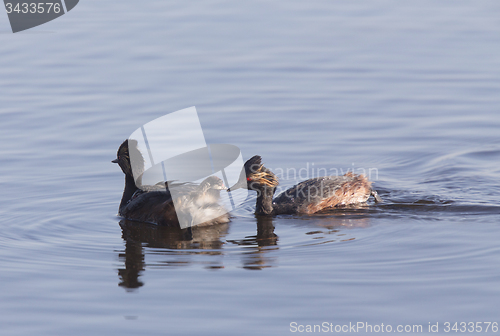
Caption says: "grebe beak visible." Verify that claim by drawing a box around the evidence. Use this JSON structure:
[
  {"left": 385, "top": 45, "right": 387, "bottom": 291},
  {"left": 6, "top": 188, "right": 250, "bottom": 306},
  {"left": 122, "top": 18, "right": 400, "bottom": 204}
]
[
  {"left": 216, "top": 183, "right": 227, "bottom": 191},
  {"left": 227, "top": 179, "right": 247, "bottom": 192},
  {"left": 112, "top": 158, "right": 119, "bottom": 163}
]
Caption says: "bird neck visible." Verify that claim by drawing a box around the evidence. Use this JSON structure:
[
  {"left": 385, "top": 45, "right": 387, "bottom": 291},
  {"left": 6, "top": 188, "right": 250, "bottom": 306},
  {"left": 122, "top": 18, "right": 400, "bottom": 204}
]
[
  {"left": 120, "top": 173, "right": 139, "bottom": 211},
  {"left": 255, "top": 186, "right": 276, "bottom": 215}
]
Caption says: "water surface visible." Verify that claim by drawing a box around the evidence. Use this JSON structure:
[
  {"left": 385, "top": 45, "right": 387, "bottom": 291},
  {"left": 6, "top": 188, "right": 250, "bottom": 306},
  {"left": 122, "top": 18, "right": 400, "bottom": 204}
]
[{"left": 1, "top": 1, "right": 500, "bottom": 335}]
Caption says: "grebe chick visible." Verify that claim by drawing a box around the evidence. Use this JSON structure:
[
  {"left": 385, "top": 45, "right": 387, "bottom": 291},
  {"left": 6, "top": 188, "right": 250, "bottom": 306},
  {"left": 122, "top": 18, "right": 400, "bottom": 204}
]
[
  {"left": 113, "top": 140, "right": 229, "bottom": 226},
  {"left": 178, "top": 176, "right": 229, "bottom": 227},
  {"left": 192, "top": 176, "right": 226, "bottom": 206},
  {"left": 228, "top": 156, "right": 381, "bottom": 216}
]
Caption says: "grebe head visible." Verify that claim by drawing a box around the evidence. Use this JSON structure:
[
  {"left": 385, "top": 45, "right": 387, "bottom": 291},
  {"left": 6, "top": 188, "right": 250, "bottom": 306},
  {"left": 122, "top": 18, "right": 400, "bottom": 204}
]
[
  {"left": 112, "top": 140, "right": 132, "bottom": 176},
  {"left": 112, "top": 139, "right": 144, "bottom": 178},
  {"left": 199, "top": 176, "right": 226, "bottom": 192},
  {"left": 227, "top": 155, "right": 278, "bottom": 192}
]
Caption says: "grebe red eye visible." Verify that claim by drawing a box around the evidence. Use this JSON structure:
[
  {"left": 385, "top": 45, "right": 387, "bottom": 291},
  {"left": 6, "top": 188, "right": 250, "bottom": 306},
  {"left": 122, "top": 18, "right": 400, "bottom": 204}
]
[{"left": 246, "top": 177, "right": 251, "bottom": 181}]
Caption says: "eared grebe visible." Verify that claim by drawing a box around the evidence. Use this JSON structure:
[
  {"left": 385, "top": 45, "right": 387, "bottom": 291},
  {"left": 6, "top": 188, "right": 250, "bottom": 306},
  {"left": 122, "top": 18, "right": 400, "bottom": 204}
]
[
  {"left": 228, "top": 155, "right": 381, "bottom": 215},
  {"left": 113, "top": 140, "right": 229, "bottom": 227}
]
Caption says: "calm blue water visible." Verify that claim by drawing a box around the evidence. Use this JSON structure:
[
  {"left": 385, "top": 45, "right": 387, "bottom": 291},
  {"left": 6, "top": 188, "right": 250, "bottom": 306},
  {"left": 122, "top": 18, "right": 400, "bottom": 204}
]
[{"left": 1, "top": 1, "right": 500, "bottom": 335}]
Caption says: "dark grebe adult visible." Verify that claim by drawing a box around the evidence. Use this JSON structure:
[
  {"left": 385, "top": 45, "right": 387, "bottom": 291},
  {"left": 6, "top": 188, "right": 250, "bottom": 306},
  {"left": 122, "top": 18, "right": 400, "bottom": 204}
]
[
  {"left": 113, "top": 140, "right": 229, "bottom": 226},
  {"left": 227, "top": 156, "right": 381, "bottom": 215}
]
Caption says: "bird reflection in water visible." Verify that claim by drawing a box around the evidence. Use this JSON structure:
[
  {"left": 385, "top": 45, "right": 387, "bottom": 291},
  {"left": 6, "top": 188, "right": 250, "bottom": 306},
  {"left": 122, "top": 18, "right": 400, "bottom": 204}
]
[
  {"left": 226, "top": 216, "right": 278, "bottom": 270},
  {"left": 117, "top": 219, "right": 230, "bottom": 290},
  {"left": 117, "top": 217, "right": 279, "bottom": 289},
  {"left": 117, "top": 211, "right": 373, "bottom": 289}
]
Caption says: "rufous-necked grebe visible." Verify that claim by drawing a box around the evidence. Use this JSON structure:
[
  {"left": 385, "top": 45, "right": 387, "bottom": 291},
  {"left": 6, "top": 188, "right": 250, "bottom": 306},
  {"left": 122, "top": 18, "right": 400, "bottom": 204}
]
[
  {"left": 228, "top": 155, "right": 382, "bottom": 215},
  {"left": 113, "top": 140, "right": 229, "bottom": 226}
]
